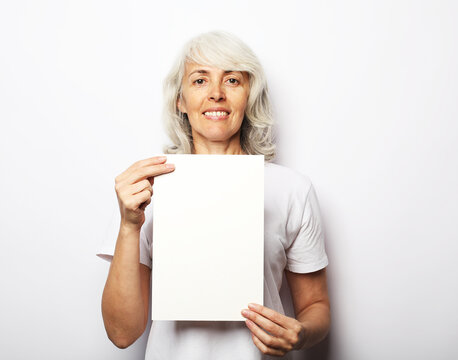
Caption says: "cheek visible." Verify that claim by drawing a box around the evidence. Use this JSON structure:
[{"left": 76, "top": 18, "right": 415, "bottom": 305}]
[
  {"left": 186, "top": 95, "right": 199, "bottom": 111},
  {"left": 180, "top": 90, "right": 201, "bottom": 113},
  {"left": 237, "top": 98, "right": 248, "bottom": 118},
  {"left": 239, "top": 90, "right": 249, "bottom": 111}
]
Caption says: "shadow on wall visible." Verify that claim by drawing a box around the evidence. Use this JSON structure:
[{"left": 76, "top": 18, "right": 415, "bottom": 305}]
[{"left": 280, "top": 271, "right": 331, "bottom": 360}]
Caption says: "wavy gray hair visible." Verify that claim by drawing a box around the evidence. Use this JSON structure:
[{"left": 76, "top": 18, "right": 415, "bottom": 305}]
[{"left": 161, "top": 30, "right": 276, "bottom": 161}]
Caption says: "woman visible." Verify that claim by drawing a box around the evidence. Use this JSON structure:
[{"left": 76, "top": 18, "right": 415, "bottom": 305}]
[{"left": 97, "top": 30, "right": 330, "bottom": 359}]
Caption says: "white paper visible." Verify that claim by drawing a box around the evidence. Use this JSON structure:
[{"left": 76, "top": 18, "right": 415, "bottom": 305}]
[{"left": 152, "top": 154, "right": 264, "bottom": 321}]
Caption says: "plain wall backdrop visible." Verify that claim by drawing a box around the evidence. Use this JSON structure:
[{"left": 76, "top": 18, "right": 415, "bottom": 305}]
[{"left": 1, "top": 0, "right": 457, "bottom": 359}]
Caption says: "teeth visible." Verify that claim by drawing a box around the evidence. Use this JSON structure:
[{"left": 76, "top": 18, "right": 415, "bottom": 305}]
[{"left": 204, "top": 111, "right": 228, "bottom": 116}]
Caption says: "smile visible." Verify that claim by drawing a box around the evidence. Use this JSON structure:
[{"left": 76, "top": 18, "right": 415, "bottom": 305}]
[{"left": 203, "top": 111, "right": 230, "bottom": 120}]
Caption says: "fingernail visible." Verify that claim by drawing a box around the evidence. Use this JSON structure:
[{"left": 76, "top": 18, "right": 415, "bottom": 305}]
[
  {"left": 248, "top": 303, "right": 258, "bottom": 310},
  {"left": 165, "top": 163, "right": 175, "bottom": 169},
  {"left": 158, "top": 156, "right": 166, "bottom": 161}
]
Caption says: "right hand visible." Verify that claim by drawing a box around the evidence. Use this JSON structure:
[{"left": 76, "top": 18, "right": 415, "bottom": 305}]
[{"left": 114, "top": 156, "right": 175, "bottom": 231}]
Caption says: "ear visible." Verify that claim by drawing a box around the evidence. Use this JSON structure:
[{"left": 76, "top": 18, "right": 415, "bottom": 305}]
[{"left": 177, "top": 96, "right": 187, "bottom": 114}]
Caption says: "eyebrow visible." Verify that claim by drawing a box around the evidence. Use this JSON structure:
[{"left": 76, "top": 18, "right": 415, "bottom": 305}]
[{"left": 188, "top": 69, "right": 240, "bottom": 78}]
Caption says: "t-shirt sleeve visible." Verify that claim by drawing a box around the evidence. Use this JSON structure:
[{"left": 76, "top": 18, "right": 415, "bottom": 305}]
[
  {"left": 285, "top": 181, "right": 329, "bottom": 273},
  {"left": 96, "top": 201, "right": 153, "bottom": 269},
  {"left": 95, "top": 198, "right": 119, "bottom": 263},
  {"left": 139, "top": 206, "right": 153, "bottom": 268}
]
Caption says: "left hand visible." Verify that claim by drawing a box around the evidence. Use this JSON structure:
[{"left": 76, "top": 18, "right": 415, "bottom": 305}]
[{"left": 241, "top": 303, "right": 306, "bottom": 356}]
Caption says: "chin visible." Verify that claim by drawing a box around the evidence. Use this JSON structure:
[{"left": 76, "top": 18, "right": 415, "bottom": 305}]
[
  {"left": 202, "top": 132, "right": 234, "bottom": 142},
  {"left": 200, "top": 125, "right": 240, "bottom": 140}
]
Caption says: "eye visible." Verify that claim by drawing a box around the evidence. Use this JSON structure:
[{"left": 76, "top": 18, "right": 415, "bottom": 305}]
[
  {"left": 193, "top": 79, "right": 205, "bottom": 85},
  {"left": 227, "top": 78, "right": 239, "bottom": 85}
]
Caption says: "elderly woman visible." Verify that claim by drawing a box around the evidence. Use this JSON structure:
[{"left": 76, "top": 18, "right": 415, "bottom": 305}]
[{"left": 98, "top": 31, "right": 330, "bottom": 359}]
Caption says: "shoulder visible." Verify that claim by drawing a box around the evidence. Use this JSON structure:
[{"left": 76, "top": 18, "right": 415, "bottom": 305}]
[{"left": 264, "top": 162, "right": 313, "bottom": 197}]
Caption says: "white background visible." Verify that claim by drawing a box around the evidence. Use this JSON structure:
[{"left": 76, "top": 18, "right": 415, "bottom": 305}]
[{"left": 1, "top": 0, "right": 457, "bottom": 359}]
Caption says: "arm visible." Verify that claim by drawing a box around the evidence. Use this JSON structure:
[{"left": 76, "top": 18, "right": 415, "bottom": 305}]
[
  {"left": 100, "top": 155, "right": 174, "bottom": 348},
  {"left": 101, "top": 226, "right": 151, "bottom": 349},
  {"left": 285, "top": 267, "right": 331, "bottom": 350}
]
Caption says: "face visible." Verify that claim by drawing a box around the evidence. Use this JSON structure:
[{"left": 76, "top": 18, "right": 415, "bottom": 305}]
[{"left": 177, "top": 62, "right": 250, "bottom": 145}]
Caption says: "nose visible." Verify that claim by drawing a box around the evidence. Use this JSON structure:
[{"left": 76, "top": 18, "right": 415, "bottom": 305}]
[{"left": 208, "top": 82, "right": 225, "bottom": 102}]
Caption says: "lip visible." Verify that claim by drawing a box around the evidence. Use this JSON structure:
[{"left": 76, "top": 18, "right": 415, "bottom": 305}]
[
  {"left": 202, "top": 107, "right": 231, "bottom": 121},
  {"left": 202, "top": 107, "right": 231, "bottom": 114},
  {"left": 203, "top": 113, "right": 230, "bottom": 121}
]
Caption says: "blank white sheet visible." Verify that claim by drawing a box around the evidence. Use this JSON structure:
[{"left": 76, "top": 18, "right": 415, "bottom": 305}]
[{"left": 152, "top": 154, "right": 264, "bottom": 321}]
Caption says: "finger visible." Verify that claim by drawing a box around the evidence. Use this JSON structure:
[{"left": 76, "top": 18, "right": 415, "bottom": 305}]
[
  {"left": 251, "top": 333, "right": 286, "bottom": 357},
  {"left": 244, "top": 319, "right": 283, "bottom": 350},
  {"left": 125, "top": 189, "right": 151, "bottom": 211},
  {"left": 117, "top": 179, "right": 152, "bottom": 200},
  {"left": 129, "top": 179, "right": 153, "bottom": 196},
  {"left": 247, "top": 303, "right": 295, "bottom": 329},
  {"left": 139, "top": 196, "right": 151, "bottom": 211},
  {"left": 242, "top": 308, "right": 286, "bottom": 338},
  {"left": 116, "top": 156, "right": 168, "bottom": 183},
  {"left": 124, "top": 163, "right": 175, "bottom": 187}
]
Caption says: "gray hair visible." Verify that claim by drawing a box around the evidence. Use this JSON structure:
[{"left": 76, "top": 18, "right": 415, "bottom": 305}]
[{"left": 161, "top": 30, "right": 276, "bottom": 161}]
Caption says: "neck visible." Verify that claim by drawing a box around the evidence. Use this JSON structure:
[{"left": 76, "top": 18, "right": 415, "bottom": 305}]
[{"left": 191, "top": 131, "right": 246, "bottom": 155}]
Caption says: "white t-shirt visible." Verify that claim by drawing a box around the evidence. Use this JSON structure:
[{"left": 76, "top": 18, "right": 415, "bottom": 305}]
[{"left": 97, "top": 162, "right": 329, "bottom": 360}]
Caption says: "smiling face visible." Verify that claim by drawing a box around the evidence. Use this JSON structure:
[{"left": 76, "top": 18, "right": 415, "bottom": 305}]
[{"left": 177, "top": 62, "right": 250, "bottom": 150}]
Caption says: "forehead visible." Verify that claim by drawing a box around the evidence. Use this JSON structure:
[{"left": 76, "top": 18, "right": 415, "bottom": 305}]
[{"left": 184, "top": 62, "right": 247, "bottom": 77}]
